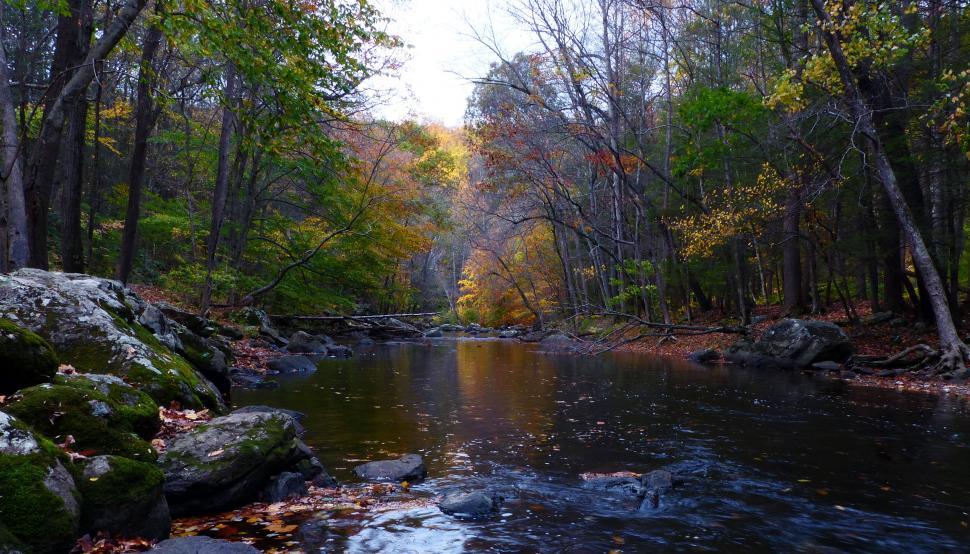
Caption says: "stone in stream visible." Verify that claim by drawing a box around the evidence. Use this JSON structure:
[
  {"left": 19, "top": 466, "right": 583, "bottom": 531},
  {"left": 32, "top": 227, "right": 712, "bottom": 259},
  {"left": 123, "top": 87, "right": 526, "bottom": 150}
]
[
  {"left": 267, "top": 355, "right": 317, "bottom": 373},
  {"left": 0, "top": 318, "right": 59, "bottom": 395},
  {"left": 438, "top": 491, "right": 502, "bottom": 518},
  {"left": 77, "top": 455, "right": 170, "bottom": 540},
  {"left": 353, "top": 454, "right": 427, "bottom": 482},
  {"left": 151, "top": 536, "right": 259, "bottom": 554},
  {"left": 0, "top": 412, "right": 81, "bottom": 554},
  {"left": 424, "top": 327, "right": 444, "bottom": 338},
  {"left": 687, "top": 348, "right": 720, "bottom": 364},
  {"left": 159, "top": 410, "right": 324, "bottom": 515},
  {"left": 261, "top": 471, "right": 308, "bottom": 502},
  {"left": 326, "top": 344, "right": 354, "bottom": 358},
  {"left": 639, "top": 469, "right": 682, "bottom": 510},
  {"left": 581, "top": 475, "right": 644, "bottom": 496}
]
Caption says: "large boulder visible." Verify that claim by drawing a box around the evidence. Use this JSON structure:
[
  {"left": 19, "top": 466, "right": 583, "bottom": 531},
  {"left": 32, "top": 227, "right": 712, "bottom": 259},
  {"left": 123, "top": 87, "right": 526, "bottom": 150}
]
[
  {"left": 77, "top": 455, "right": 170, "bottom": 540},
  {"left": 268, "top": 355, "right": 317, "bottom": 373},
  {"left": 233, "top": 307, "right": 287, "bottom": 346},
  {"left": 152, "top": 536, "right": 258, "bottom": 554},
  {"left": 353, "top": 454, "right": 426, "bottom": 482},
  {"left": 729, "top": 319, "right": 854, "bottom": 369},
  {"left": 4, "top": 380, "right": 158, "bottom": 462},
  {"left": 0, "top": 412, "right": 80, "bottom": 554},
  {"left": 159, "top": 411, "right": 318, "bottom": 515},
  {"left": 0, "top": 319, "right": 58, "bottom": 395},
  {"left": 0, "top": 270, "right": 223, "bottom": 410},
  {"left": 172, "top": 325, "right": 232, "bottom": 396},
  {"left": 286, "top": 331, "right": 332, "bottom": 354}
]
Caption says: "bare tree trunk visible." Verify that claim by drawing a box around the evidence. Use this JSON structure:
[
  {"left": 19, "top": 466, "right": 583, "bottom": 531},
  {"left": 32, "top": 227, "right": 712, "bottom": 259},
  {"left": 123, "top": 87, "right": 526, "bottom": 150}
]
[
  {"left": 117, "top": 3, "right": 163, "bottom": 284},
  {"left": 782, "top": 187, "right": 804, "bottom": 313},
  {"left": 200, "top": 65, "right": 237, "bottom": 313},
  {"left": 811, "top": 0, "right": 968, "bottom": 375},
  {"left": 0, "top": 31, "right": 28, "bottom": 270}
]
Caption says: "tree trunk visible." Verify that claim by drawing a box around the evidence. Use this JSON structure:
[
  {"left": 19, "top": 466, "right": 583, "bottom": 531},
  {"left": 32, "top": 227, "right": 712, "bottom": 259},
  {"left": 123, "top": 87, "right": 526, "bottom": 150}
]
[
  {"left": 0, "top": 34, "right": 28, "bottom": 270},
  {"left": 782, "top": 187, "right": 804, "bottom": 313},
  {"left": 811, "top": 0, "right": 968, "bottom": 375},
  {"left": 117, "top": 3, "right": 163, "bottom": 284},
  {"left": 200, "top": 65, "right": 237, "bottom": 313}
]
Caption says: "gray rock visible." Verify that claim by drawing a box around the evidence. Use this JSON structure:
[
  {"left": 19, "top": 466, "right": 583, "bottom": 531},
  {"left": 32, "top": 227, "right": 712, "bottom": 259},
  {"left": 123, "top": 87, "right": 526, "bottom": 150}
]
[
  {"left": 353, "top": 454, "right": 427, "bottom": 482},
  {"left": 326, "top": 344, "right": 354, "bottom": 358},
  {"left": 232, "top": 405, "right": 306, "bottom": 436},
  {"left": 235, "top": 307, "right": 287, "bottom": 346},
  {"left": 728, "top": 319, "right": 853, "bottom": 369},
  {"left": 78, "top": 455, "right": 170, "bottom": 540},
  {"left": 0, "top": 270, "right": 222, "bottom": 410},
  {"left": 297, "top": 517, "right": 330, "bottom": 552},
  {"left": 262, "top": 471, "right": 308, "bottom": 502},
  {"left": 0, "top": 412, "right": 80, "bottom": 553},
  {"left": 687, "top": 349, "right": 720, "bottom": 364},
  {"left": 438, "top": 491, "right": 502, "bottom": 518},
  {"left": 286, "top": 331, "right": 332, "bottom": 354},
  {"left": 424, "top": 328, "right": 443, "bottom": 338},
  {"left": 498, "top": 329, "right": 520, "bottom": 339},
  {"left": 156, "top": 303, "right": 216, "bottom": 338},
  {"left": 582, "top": 476, "right": 643, "bottom": 496},
  {"left": 159, "top": 411, "right": 317, "bottom": 515},
  {"left": 174, "top": 324, "right": 231, "bottom": 395},
  {"left": 539, "top": 332, "right": 576, "bottom": 351},
  {"left": 862, "top": 311, "right": 895, "bottom": 326},
  {"left": 750, "top": 315, "right": 769, "bottom": 324},
  {"left": 438, "top": 324, "right": 464, "bottom": 333},
  {"left": 811, "top": 360, "right": 842, "bottom": 371},
  {"left": 152, "top": 536, "right": 259, "bottom": 554},
  {"left": 639, "top": 469, "right": 681, "bottom": 510},
  {"left": 268, "top": 355, "right": 317, "bottom": 373}
]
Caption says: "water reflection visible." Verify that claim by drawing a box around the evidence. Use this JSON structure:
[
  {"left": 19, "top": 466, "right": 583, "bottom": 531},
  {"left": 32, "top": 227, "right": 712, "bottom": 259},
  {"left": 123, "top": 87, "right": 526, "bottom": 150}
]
[{"left": 234, "top": 339, "right": 970, "bottom": 551}]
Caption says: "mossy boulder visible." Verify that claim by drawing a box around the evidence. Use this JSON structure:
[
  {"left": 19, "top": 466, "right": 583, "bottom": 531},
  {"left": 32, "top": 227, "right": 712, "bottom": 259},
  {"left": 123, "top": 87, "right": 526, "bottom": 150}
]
[
  {"left": 0, "top": 319, "right": 58, "bottom": 395},
  {"left": 56, "top": 373, "right": 160, "bottom": 437},
  {"left": 0, "top": 270, "right": 223, "bottom": 411},
  {"left": 77, "top": 455, "right": 170, "bottom": 540},
  {"left": 0, "top": 412, "right": 80, "bottom": 554},
  {"left": 3, "top": 383, "right": 157, "bottom": 462},
  {"left": 159, "top": 411, "right": 316, "bottom": 515}
]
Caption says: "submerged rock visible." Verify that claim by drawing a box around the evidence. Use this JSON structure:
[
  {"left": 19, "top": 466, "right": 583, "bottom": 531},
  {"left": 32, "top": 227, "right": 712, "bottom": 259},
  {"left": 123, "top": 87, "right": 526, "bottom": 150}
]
[
  {"left": 0, "top": 319, "right": 59, "bottom": 395},
  {"left": 582, "top": 475, "right": 644, "bottom": 496},
  {"left": 438, "top": 491, "right": 502, "bottom": 518},
  {"left": 159, "top": 411, "right": 318, "bottom": 515},
  {"left": 326, "top": 344, "right": 353, "bottom": 358},
  {"left": 77, "top": 455, "right": 170, "bottom": 540},
  {"left": 152, "top": 536, "right": 259, "bottom": 554},
  {"left": 639, "top": 469, "right": 682, "bottom": 510},
  {"left": 0, "top": 270, "right": 222, "bottom": 410},
  {"left": 268, "top": 355, "right": 317, "bottom": 373},
  {"left": 353, "top": 454, "right": 427, "bottom": 482},
  {"left": 0, "top": 412, "right": 80, "bottom": 554}
]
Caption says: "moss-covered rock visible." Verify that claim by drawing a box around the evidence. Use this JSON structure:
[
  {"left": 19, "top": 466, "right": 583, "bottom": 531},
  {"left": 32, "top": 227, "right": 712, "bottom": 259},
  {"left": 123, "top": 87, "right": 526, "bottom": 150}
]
[
  {"left": 0, "top": 412, "right": 80, "bottom": 554},
  {"left": 0, "top": 522, "right": 25, "bottom": 553},
  {"left": 56, "top": 373, "right": 160, "bottom": 438},
  {"left": 159, "top": 411, "right": 315, "bottom": 515},
  {"left": 0, "top": 319, "right": 58, "bottom": 396},
  {"left": 3, "top": 384, "right": 157, "bottom": 462},
  {"left": 77, "top": 455, "right": 170, "bottom": 540},
  {"left": 0, "top": 270, "right": 223, "bottom": 411}
]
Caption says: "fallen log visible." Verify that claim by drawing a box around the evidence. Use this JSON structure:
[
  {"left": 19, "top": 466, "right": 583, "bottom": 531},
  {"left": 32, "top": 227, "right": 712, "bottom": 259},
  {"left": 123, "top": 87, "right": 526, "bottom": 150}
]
[{"left": 269, "top": 312, "right": 438, "bottom": 321}]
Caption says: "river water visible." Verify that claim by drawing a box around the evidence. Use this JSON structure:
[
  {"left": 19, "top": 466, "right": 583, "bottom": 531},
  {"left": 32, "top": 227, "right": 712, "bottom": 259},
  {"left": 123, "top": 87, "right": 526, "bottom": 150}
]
[{"left": 234, "top": 338, "right": 970, "bottom": 552}]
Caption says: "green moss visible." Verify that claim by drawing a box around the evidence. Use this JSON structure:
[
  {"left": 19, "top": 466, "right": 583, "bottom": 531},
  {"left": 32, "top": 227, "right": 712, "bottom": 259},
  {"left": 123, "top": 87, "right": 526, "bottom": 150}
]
[
  {"left": 0, "top": 522, "right": 25, "bottom": 552},
  {"left": 0, "top": 319, "right": 59, "bottom": 395},
  {"left": 77, "top": 456, "right": 164, "bottom": 533},
  {"left": 0, "top": 434, "right": 78, "bottom": 554},
  {"left": 53, "top": 375, "right": 160, "bottom": 438},
  {"left": 4, "top": 385, "right": 157, "bottom": 462}
]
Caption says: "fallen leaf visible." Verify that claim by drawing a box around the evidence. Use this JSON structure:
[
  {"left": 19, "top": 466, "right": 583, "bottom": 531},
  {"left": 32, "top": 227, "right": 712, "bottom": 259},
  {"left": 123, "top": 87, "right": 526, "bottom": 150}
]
[{"left": 207, "top": 449, "right": 224, "bottom": 457}]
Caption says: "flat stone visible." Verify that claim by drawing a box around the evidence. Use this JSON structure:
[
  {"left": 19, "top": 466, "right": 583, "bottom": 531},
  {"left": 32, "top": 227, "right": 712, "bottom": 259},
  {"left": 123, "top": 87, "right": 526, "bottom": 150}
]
[
  {"left": 353, "top": 454, "right": 426, "bottom": 482},
  {"left": 152, "top": 536, "right": 259, "bottom": 554},
  {"left": 268, "top": 355, "right": 316, "bottom": 373}
]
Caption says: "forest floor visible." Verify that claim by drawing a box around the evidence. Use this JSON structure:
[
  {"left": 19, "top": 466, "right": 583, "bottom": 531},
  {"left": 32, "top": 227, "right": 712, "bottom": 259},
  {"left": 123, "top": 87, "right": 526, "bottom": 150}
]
[{"left": 614, "top": 300, "right": 970, "bottom": 400}]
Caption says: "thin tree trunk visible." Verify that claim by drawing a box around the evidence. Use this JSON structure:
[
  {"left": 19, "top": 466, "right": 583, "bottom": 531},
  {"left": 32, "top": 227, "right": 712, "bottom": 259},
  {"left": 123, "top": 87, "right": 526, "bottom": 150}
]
[
  {"left": 200, "top": 64, "right": 237, "bottom": 313},
  {"left": 117, "top": 3, "right": 163, "bottom": 283},
  {"left": 0, "top": 33, "right": 28, "bottom": 270}
]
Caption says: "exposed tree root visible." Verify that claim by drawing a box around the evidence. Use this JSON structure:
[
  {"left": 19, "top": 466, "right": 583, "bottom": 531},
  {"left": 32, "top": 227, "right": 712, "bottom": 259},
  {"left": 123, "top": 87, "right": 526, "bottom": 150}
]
[{"left": 850, "top": 343, "right": 970, "bottom": 382}]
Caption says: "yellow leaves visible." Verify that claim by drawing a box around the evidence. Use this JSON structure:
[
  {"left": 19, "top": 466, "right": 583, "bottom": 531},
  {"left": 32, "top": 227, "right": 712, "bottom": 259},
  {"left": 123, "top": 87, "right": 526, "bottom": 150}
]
[
  {"left": 766, "top": 70, "right": 807, "bottom": 113},
  {"left": 673, "top": 164, "right": 786, "bottom": 259}
]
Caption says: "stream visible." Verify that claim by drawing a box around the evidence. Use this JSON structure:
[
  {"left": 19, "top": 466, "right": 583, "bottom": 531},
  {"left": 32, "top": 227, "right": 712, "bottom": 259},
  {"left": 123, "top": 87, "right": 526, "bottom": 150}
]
[{"left": 233, "top": 338, "right": 970, "bottom": 552}]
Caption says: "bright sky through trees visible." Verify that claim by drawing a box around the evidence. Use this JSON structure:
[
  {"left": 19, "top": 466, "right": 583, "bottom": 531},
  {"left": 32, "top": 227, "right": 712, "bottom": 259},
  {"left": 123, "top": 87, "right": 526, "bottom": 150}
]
[{"left": 372, "top": 0, "right": 533, "bottom": 126}]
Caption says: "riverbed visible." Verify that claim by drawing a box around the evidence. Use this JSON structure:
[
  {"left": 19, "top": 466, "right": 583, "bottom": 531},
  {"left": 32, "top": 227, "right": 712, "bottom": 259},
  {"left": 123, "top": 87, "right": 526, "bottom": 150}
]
[{"left": 233, "top": 338, "right": 970, "bottom": 552}]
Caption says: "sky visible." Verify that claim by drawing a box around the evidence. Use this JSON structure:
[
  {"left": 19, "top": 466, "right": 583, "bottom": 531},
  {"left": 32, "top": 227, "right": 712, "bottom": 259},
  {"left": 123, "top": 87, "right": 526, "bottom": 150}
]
[{"left": 370, "top": 0, "right": 535, "bottom": 127}]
